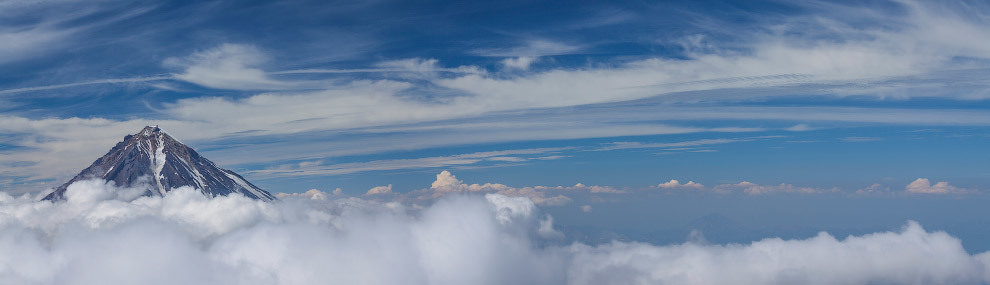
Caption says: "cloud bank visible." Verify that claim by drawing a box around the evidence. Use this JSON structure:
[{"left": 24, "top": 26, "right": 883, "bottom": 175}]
[{"left": 2, "top": 179, "right": 990, "bottom": 284}]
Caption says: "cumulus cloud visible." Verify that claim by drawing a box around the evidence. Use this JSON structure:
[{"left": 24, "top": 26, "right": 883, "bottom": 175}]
[
  {"left": 426, "top": 170, "right": 569, "bottom": 205},
  {"left": 366, "top": 184, "right": 393, "bottom": 195},
  {"left": 658, "top": 179, "right": 704, "bottom": 189},
  {"left": 431, "top": 170, "right": 467, "bottom": 191},
  {"left": 420, "top": 171, "right": 626, "bottom": 206},
  {"left": 2, "top": 179, "right": 990, "bottom": 284},
  {"left": 276, "top": 189, "right": 329, "bottom": 200},
  {"left": 906, "top": 178, "right": 959, "bottom": 194}
]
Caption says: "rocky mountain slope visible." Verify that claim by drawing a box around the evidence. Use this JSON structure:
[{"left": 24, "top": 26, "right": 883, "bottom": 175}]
[{"left": 43, "top": 126, "right": 275, "bottom": 201}]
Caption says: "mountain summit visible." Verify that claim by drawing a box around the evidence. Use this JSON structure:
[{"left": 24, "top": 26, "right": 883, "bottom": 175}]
[{"left": 43, "top": 126, "right": 276, "bottom": 201}]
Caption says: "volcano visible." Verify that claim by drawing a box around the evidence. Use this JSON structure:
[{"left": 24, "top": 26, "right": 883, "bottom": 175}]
[{"left": 43, "top": 126, "right": 275, "bottom": 201}]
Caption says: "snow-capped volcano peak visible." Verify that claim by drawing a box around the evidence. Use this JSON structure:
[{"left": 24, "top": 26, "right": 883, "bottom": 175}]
[
  {"left": 138, "top": 125, "right": 159, "bottom": 136},
  {"left": 43, "top": 126, "right": 275, "bottom": 201}
]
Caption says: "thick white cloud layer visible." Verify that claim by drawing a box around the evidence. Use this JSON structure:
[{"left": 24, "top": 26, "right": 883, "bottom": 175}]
[{"left": 3, "top": 179, "right": 990, "bottom": 284}]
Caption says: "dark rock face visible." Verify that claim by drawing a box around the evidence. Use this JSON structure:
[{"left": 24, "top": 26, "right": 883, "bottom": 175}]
[{"left": 43, "top": 126, "right": 275, "bottom": 201}]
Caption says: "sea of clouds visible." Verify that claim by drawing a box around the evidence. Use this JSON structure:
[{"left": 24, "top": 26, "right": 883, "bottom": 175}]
[{"left": 2, "top": 179, "right": 990, "bottom": 285}]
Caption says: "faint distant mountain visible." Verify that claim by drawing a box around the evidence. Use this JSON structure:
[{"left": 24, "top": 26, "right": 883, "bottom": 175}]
[
  {"left": 683, "top": 213, "right": 746, "bottom": 243},
  {"left": 43, "top": 126, "right": 275, "bottom": 201},
  {"left": 686, "top": 213, "right": 741, "bottom": 231}
]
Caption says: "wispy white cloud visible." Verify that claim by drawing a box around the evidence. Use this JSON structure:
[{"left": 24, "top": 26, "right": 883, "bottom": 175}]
[
  {"left": 785, "top": 124, "right": 815, "bottom": 131},
  {"left": 164, "top": 44, "right": 294, "bottom": 90},
  {"left": 272, "top": 58, "right": 486, "bottom": 76},
  {"left": 856, "top": 183, "right": 892, "bottom": 195},
  {"left": 501, "top": 56, "right": 538, "bottom": 70},
  {"left": 5, "top": 97, "right": 990, "bottom": 193},
  {"left": 249, "top": 148, "right": 569, "bottom": 179},
  {"left": 0, "top": 1, "right": 158, "bottom": 65},
  {"left": 473, "top": 39, "right": 581, "bottom": 57},
  {"left": 5, "top": 0, "right": 990, "bottom": 192},
  {"left": 0, "top": 26, "right": 72, "bottom": 64},
  {"left": 0, "top": 76, "right": 172, "bottom": 96},
  {"left": 598, "top": 136, "right": 781, "bottom": 151}
]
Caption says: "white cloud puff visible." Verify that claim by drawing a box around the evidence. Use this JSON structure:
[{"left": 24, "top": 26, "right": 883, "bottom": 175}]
[
  {"left": 276, "top": 189, "right": 329, "bottom": 200},
  {"left": 906, "top": 178, "right": 958, "bottom": 194},
  {"left": 2, "top": 179, "right": 990, "bottom": 284},
  {"left": 658, "top": 179, "right": 704, "bottom": 189},
  {"left": 423, "top": 171, "right": 624, "bottom": 206},
  {"left": 365, "top": 184, "right": 394, "bottom": 195}
]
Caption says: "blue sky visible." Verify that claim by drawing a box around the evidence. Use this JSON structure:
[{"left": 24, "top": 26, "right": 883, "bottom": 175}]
[{"left": 3, "top": 0, "right": 990, "bottom": 249}]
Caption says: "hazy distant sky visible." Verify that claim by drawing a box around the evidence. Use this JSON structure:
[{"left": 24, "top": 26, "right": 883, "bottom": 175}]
[{"left": 3, "top": 0, "right": 990, "bottom": 250}]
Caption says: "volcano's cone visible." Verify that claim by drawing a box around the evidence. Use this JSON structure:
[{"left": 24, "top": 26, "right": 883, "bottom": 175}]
[{"left": 43, "top": 126, "right": 275, "bottom": 201}]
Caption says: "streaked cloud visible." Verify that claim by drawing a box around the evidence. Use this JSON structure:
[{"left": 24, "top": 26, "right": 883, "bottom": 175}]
[
  {"left": 473, "top": 39, "right": 581, "bottom": 57},
  {"left": 249, "top": 148, "right": 569, "bottom": 179}
]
